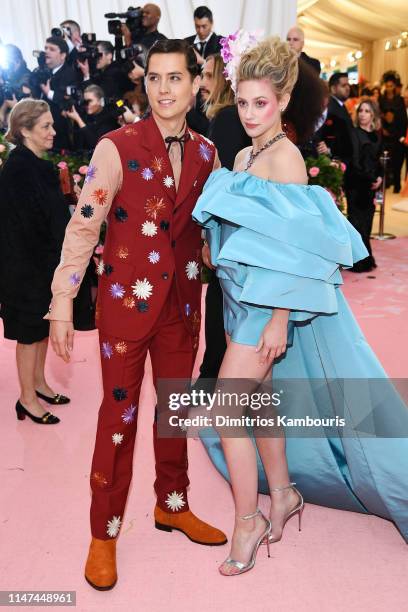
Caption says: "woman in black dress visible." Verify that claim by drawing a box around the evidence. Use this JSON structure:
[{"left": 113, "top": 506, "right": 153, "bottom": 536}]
[
  {"left": 0, "top": 99, "right": 71, "bottom": 424},
  {"left": 194, "top": 54, "right": 251, "bottom": 392},
  {"left": 348, "top": 98, "right": 383, "bottom": 272}
]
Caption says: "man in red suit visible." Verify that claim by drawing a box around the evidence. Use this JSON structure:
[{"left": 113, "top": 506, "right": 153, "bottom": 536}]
[{"left": 47, "top": 39, "right": 226, "bottom": 591}]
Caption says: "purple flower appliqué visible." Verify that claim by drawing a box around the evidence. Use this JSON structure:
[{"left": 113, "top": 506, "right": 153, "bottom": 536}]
[
  {"left": 122, "top": 404, "right": 137, "bottom": 424},
  {"left": 141, "top": 167, "right": 154, "bottom": 181},
  {"left": 199, "top": 142, "right": 211, "bottom": 162},
  {"left": 69, "top": 272, "right": 81, "bottom": 286},
  {"left": 102, "top": 341, "right": 113, "bottom": 359},
  {"left": 110, "top": 283, "right": 125, "bottom": 299},
  {"left": 85, "top": 164, "right": 97, "bottom": 184}
]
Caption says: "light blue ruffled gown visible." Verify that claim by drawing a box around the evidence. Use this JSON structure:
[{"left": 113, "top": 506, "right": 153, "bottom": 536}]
[{"left": 192, "top": 168, "right": 408, "bottom": 543}]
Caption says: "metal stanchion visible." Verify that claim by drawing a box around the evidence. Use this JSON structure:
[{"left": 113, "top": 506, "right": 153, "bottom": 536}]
[{"left": 371, "top": 150, "right": 396, "bottom": 240}]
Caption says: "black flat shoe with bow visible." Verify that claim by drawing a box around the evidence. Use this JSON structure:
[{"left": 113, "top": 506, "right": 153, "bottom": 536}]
[
  {"left": 35, "top": 390, "right": 70, "bottom": 405},
  {"left": 16, "top": 401, "right": 60, "bottom": 424}
]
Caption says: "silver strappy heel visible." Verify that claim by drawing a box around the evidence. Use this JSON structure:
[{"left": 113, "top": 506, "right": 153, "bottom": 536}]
[
  {"left": 219, "top": 509, "right": 271, "bottom": 576},
  {"left": 268, "top": 482, "right": 304, "bottom": 543}
]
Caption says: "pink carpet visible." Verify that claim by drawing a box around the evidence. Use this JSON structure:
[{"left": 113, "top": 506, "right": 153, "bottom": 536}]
[{"left": 1, "top": 239, "right": 407, "bottom": 611}]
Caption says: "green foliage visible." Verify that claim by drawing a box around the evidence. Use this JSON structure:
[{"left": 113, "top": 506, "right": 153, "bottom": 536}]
[{"left": 305, "top": 154, "right": 345, "bottom": 210}]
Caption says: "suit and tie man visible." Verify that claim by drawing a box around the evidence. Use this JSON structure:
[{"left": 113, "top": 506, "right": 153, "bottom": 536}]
[
  {"left": 321, "top": 72, "right": 355, "bottom": 206},
  {"left": 286, "top": 26, "right": 321, "bottom": 74},
  {"left": 185, "top": 6, "right": 223, "bottom": 66},
  {"left": 47, "top": 39, "right": 226, "bottom": 592}
]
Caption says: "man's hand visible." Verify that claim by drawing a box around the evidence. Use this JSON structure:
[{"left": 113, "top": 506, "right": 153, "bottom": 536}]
[
  {"left": 202, "top": 242, "right": 214, "bottom": 269},
  {"left": 371, "top": 176, "right": 382, "bottom": 190},
  {"left": 40, "top": 79, "right": 51, "bottom": 97},
  {"left": 77, "top": 58, "right": 90, "bottom": 80},
  {"left": 50, "top": 320, "right": 75, "bottom": 363}
]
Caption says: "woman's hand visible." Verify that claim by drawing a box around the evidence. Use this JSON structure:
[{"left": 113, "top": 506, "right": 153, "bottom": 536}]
[
  {"left": 64, "top": 107, "right": 86, "bottom": 128},
  {"left": 316, "top": 140, "right": 329, "bottom": 155},
  {"left": 202, "top": 242, "right": 214, "bottom": 269},
  {"left": 50, "top": 320, "right": 75, "bottom": 363},
  {"left": 256, "top": 309, "right": 289, "bottom": 366}
]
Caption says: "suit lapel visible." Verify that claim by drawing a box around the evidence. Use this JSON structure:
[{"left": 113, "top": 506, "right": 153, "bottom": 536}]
[{"left": 174, "top": 132, "right": 202, "bottom": 211}]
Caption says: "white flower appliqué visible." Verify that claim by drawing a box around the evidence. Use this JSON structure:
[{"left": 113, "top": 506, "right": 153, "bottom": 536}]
[
  {"left": 185, "top": 261, "right": 199, "bottom": 280},
  {"left": 165, "top": 491, "right": 186, "bottom": 512},
  {"left": 132, "top": 278, "right": 153, "bottom": 300},
  {"left": 163, "top": 175, "right": 174, "bottom": 188},
  {"left": 96, "top": 259, "right": 105, "bottom": 276},
  {"left": 106, "top": 515, "right": 121, "bottom": 538},
  {"left": 112, "top": 433, "right": 124, "bottom": 446},
  {"left": 148, "top": 250, "right": 160, "bottom": 264},
  {"left": 141, "top": 221, "right": 157, "bottom": 237}
]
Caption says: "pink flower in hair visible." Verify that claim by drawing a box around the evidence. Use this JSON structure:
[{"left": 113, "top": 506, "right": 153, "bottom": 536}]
[
  {"left": 309, "top": 166, "right": 320, "bottom": 177},
  {"left": 57, "top": 161, "right": 68, "bottom": 169}
]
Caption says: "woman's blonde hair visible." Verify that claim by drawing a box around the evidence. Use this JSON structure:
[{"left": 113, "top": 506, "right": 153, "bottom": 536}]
[
  {"left": 205, "top": 54, "right": 235, "bottom": 119},
  {"left": 354, "top": 97, "right": 381, "bottom": 131},
  {"left": 237, "top": 36, "right": 299, "bottom": 100},
  {"left": 5, "top": 98, "right": 50, "bottom": 145}
]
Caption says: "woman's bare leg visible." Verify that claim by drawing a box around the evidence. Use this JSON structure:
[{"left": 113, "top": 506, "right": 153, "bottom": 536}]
[
  {"left": 34, "top": 337, "right": 55, "bottom": 397},
  {"left": 16, "top": 342, "right": 49, "bottom": 417},
  {"left": 216, "top": 341, "right": 274, "bottom": 569}
]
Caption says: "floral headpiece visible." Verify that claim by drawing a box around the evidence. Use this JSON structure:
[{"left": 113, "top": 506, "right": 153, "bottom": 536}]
[{"left": 220, "top": 29, "right": 264, "bottom": 93}]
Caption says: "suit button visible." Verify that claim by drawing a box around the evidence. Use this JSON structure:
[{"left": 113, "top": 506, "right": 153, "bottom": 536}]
[
  {"left": 162, "top": 272, "right": 169, "bottom": 280},
  {"left": 171, "top": 240, "right": 176, "bottom": 247}
]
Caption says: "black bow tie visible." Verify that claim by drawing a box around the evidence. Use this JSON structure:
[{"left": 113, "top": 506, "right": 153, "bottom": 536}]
[{"left": 164, "top": 132, "right": 190, "bottom": 160}]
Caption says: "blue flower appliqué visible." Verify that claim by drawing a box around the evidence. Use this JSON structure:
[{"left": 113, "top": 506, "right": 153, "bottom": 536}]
[
  {"left": 127, "top": 159, "right": 140, "bottom": 172},
  {"left": 137, "top": 301, "right": 149, "bottom": 313},
  {"left": 81, "top": 204, "right": 94, "bottom": 218},
  {"left": 113, "top": 387, "right": 128, "bottom": 401},
  {"left": 114, "top": 207, "right": 128, "bottom": 222}
]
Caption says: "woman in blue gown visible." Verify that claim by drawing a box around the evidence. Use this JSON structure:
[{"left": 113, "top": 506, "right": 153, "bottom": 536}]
[{"left": 192, "top": 37, "right": 408, "bottom": 575}]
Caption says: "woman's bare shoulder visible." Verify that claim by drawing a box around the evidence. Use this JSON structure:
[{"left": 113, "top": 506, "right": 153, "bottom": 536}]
[{"left": 261, "top": 139, "right": 308, "bottom": 185}]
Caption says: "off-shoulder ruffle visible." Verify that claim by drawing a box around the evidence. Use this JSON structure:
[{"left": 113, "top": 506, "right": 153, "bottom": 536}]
[{"left": 193, "top": 168, "right": 368, "bottom": 321}]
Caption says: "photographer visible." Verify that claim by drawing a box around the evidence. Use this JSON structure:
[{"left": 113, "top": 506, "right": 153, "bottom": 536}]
[
  {"left": 40, "top": 36, "right": 79, "bottom": 150},
  {"left": 122, "top": 4, "right": 167, "bottom": 49},
  {"left": 80, "top": 41, "right": 131, "bottom": 100},
  {"left": 63, "top": 85, "right": 120, "bottom": 151},
  {"left": 0, "top": 45, "right": 32, "bottom": 127},
  {"left": 59, "top": 19, "right": 82, "bottom": 66}
]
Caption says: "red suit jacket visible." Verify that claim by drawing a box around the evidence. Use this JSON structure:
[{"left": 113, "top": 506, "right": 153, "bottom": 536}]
[{"left": 96, "top": 115, "right": 216, "bottom": 343}]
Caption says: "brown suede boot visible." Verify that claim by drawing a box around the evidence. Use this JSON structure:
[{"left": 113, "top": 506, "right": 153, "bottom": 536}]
[
  {"left": 84, "top": 537, "right": 117, "bottom": 591},
  {"left": 154, "top": 506, "right": 227, "bottom": 546}
]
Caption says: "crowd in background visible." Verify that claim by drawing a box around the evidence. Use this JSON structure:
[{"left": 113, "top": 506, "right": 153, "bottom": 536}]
[{"left": 0, "top": 4, "right": 407, "bottom": 276}]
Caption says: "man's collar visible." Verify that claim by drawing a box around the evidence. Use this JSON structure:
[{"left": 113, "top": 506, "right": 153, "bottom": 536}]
[
  {"left": 332, "top": 95, "right": 344, "bottom": 106},
  {"left": 52, "top": 64, "right": 64, "bottom": 75},
  {"left": 193, "top": 32, "right": 213, "bottom": 45}
]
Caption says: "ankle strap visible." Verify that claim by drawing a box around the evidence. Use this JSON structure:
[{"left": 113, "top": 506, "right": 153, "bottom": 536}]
[
  {"left": 270, "top": 482, "right": 296, "bottom": 492},
  {"left": 239, "top": 508, "right": 261, "bottom": 520}
]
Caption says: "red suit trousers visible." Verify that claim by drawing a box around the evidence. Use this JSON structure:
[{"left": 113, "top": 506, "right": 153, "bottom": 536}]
[{"left": 90, "top": 281, "right": 196, "bottom": 539}]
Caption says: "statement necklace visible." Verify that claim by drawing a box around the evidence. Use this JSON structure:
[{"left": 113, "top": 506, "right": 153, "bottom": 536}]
[{"left": 245, "top": 132, "right": 286, "bottom": 170}]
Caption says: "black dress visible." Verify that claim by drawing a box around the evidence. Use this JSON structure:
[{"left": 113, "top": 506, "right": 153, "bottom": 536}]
[
  {"left": 0, "top": 145, "right": 70, "bottom": 343},
  {"left": 348, "top": 127, "right": 382, "bottom": 271},
  {"left": 195, "top": 105, "right": 251, "bottom": 389}
]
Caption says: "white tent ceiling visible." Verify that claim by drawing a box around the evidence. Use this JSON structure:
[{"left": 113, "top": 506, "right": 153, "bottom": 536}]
[{"left": 298, "top": 0, "right": 408, "bottom": 63}]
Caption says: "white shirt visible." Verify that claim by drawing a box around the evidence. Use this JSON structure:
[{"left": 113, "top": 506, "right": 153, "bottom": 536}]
[{"left": 193, "top": 32, "right": 213, "bottom": 50}]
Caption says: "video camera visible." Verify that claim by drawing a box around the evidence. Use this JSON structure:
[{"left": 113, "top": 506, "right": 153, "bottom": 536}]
[
  {"left": 105, "top": 7, "right": 144, "bottom": 41},
  {"left": 29, "top": 50, "right": 50, "bottom": 95},
  {"left": 77, "top": 33, "right": 101, "bottom": 74}
]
